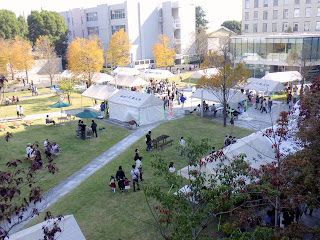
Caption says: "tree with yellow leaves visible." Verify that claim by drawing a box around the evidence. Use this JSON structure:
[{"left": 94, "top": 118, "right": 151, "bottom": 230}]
[
  {"left": 152, "top": 34, "right": 176, "bottom": 68},
  {"left": 0, "top": 39, "right": 12, "bottom": 78},
  {"left": 198, "top": 43, "right": 250, "bottom": 127},
  {"left": 12, "top": 37, "right": 34, "bottom": 82},
  {"left": 106, "top": 29, "right": 131, "bottom": 68},
  {"left": 67, "top": 36, "right": 104, "bottom": 87},
  {"left": 34, "top": 35, "right": 59, "bottom": 86}
]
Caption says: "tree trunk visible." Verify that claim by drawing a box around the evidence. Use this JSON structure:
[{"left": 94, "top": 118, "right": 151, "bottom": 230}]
[
  {"left": 25, "top": 69, "right": 29, "bottom": 83},
  {"left": 67, "top": 94, "right": 71, "bottom": 104}
]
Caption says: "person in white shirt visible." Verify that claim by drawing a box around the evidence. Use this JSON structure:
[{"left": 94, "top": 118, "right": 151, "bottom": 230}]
[
  {"left": 44, "top": 139, "right": 49, "bottom": 147},
  {"left": 179, "top": 137, "right": 185, "bottom": 156},
  {"left": 135, "top": 156, "right": 143, "bottom": 181},
  {"left": 130, "top": 165, "right": 140, "bottom": 192},
  {"left": 26, "top": 144, "right": 32, "bottom": 157},
  {"left": 19, "top": 106, "right": 24, "bottom": 117},
  {"left": 51, "top": 142, "right": 60, "bottom": 153},
  {"left": 169, "top": 162, "right": 175, "bottom": 173}
]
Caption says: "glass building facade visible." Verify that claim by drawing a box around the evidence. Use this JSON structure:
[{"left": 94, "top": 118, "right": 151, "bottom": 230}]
[{"left": 230, "top": 36, "right": 320, "bottom": 78}]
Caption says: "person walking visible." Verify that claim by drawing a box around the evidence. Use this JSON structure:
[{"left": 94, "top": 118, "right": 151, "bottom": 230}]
[
  {"left": 130, "top": 165, "right": 140, "bottom": 192},
  {"left": 16, "top": 104, "right": 20, "bottom": 117},
  {"left": 146, "top": 131, "right": 152, "bottom": 152},
  {"left": 109, "top": 176, "right": 116, "bottom": 193},
  {"left": 124, "top": 178, "right": 131, "bottom": 192},
  {"left": 261, "top": 99, "right": 268, "bottom": 113},
  {"left": 135, "top": 156, "right": 143, "bottom": 181},
  {"left": 91, "top": 120, "right": 98, "bottom": 137},
  {"left": 100, "top": 102, "right": 105, "bottom": 118},
  {"left": 116, "top": 166, "right": 126, "bottom": 192},
  {"left": 19, "top": 106, "right": 24, "bottom": 117},
  {"left": 268, "top": 98, "right": 273, "bottom": 113},
  {"left": 180, "top": 94, "right": 186, "bottom": 108},
  {"left": 80, "top": 121, "right": 86, "bottom": 140},
  {"left": 134, "top": 149, "right": 140, "bottom": 161},
  {"left": 179, "top": 137, "right": 185, "bottom": 156}
]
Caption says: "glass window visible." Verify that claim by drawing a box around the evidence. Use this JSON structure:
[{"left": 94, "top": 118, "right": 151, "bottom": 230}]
[
  {"left": 316, "top": 22, "right": 320, "bottom": 31},
  {"left": 317, "top": 7, "right": 320, "bottom": 17},
  {"left": 110, "top": 9, "right": 125, "bottom": 19},
  {"left": 87, "top": 27, "right": 99, "bottom": 35},
  {"left": 245, "top": 0, "right": 250, "bottom": 8},
  {"left": 263, "top": 23, "right": 268, "bottom": 32},
  {"left": 293, "top": 23, "right": 299, "bottom": 31},
  {"left": 245, "top": 12, "right": 250, "bottom": 21},
  {"left": 273, "top": 10, "right": 278, "bottom": 19},
  {"left": 253, "top": 23, "right": 258, "bottom": 32},
  {"left": 254, "top": 11, "right": 259, "bottom": 20},
  {"left": 272, "top": 23, "right": 277, "bottom": 32},
  {"left": 263, "top": 11, "right": 268, "bottom": 20},
  {"left": 294, "top": 9, "right": 300, "bottom": 18},
  {"left": 264, "top": 0, "right": 268, "bottom": 7},
  {"left": 254, "top": 0, "right": 259, "bottom": 8},
  {"left": 306, "top": 0, "right": 311, "bottom": 3},
  {"left": 304, "top": 21, "right": 310, "bottom": 31},
  {"left": 274, "top": 0, "right": 278, "bottom": 6},
  {"left": 86, "top": 12, "right": 98, "bottom": 21},
  {"left": 282, "top": 22, "right": 288, "bottom": 32},
  {"left": 283, "top": 9, "right": 289, "bottom": 19},
  {"left": 305, "top": 8, "right": 311, "bottom": 17},
  {"left": 111, "top": 25, "right": 126, "bottom": 35},
  {"left": 284, "top": 0, "right": 288, "bottom": 5},
  {"left": 295, "top": 0, "right": 300, "bottom": 4},
  {"left": 244, "top": 24, "right": 249, "bottom": 33}
]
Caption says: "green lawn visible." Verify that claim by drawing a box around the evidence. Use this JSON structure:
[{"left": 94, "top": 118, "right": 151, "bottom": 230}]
[
  {"left": 0, "top": 92, "right": 96, "bottom": 118},
  {"left": 2, "top": 88, "right": 54, "bottom": 99},
  {"left": 0, "top": 118, "right": 130, "bottom": 194},
  {"left": 25, "top": 116, "right": 253, "bottom": 240}
]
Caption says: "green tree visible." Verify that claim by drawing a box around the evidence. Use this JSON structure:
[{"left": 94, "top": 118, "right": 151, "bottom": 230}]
[
  {"left": 196, "top": 6, "right": 209, "bottom": 32},
  {"left": 59, "top": 77, "right": 78, "bottom": 104},
  {"left": 28, "top": 10, "right": 68, "bottom": 56},
  {"left": 221, "top": 20, "right": 241, "bottom": 34},
  {"left": 0, "top": 10, "right": 28, "bottom": 39}
]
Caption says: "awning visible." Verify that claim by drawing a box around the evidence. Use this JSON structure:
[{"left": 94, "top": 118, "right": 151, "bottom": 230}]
[
  {"left": 191, "top": 88, "right": 247, "bottom": 104},
  {"left": 109, "top": 76, "right": 149, "bottom": 87},
  {"left": 245, "top": 78, "right": 285, "bottom": 93},
  {"left": 140, "top": 69, "right": 174, "bottom": 79},
  {"left": 91, "top": 73, "right": 114, "bottom": 84},
  {"left": 82, "top": 85, "right": 119, "bottom": 101},
  {"left": 189, "top": 68, "right": 219, "bottom": 79},
  {"left": 111, "top": 67, "right": 141, "bottom": 76},
  {"left": 262, "top": 71, "right": 302, "bottom": 83}
]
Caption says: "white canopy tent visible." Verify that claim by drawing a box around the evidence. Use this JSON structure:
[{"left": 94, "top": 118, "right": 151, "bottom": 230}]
[
  {"left": 178, "top": 130, "right": 299, "bottom": 184},
  {"left": 191, "top": 88, "right": 247, "bottom": 104},
  {"left": 10, "top": 215, "right": 86, "bottom": 240},
  {"left": 262, "top": 71, "right": 302, "bottom": 83},
  {"left": 245, "top": 78, "right": 285, "bottom": 93},
  {"left": 109, "top": 76, "right": 149, "bottom": 87},
  {"left": 59, "top": 70, "right": 74, "bottom": 79},
  {"left": 140, "top": 69, "right": 174, "bottom": 79},
  {"left": 108, "top": 89, "right": 164, "bottom": 125},
  {"left": 111, "top": 67, "right": 141, "bottom": 76},
  {"left": 82, "top": 85, "right": 119, "bottom": 101},
  {"left": 189, "top": 68, "right": 219, "bottom": 79},
  {"left": 91, "top": 73, "right": 114, "bottom": 84}
]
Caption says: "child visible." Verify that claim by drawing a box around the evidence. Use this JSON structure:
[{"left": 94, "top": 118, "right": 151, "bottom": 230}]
[
  {"left": 124, "top": 177, "right": 131, "bottom": 192},
  {"left": 109, "top": 176, "right": 116, "bottom": 193}
]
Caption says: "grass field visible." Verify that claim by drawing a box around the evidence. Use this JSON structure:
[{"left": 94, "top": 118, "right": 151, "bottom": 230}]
[
  {"left": 0, "top": 92, "right": 96, "bottom": 118},
  {"left": 25, "top": 116, "right": 253, "bottom": 240},
  {"left": 0, "top": 119, "right": 130, "bottom": 194}
]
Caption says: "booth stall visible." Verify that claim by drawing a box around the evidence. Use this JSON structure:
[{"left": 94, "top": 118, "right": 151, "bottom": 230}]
[
  {"left": 109, "top": 76, "right": 149, "bottom": 88},
  {"left": 140, "top": 69, "right": 174, "bottom": 79},
  {"left": 91, "top": 73, "right": 114, "bottom": 84},
  {"left": 262, "top": 71, "right": 302, "bottom": 83},
  {"left": 111, "top": 67, "right": 141, "bottom": 76},
  {"left": 108, "top": 89, "right": 164, "bottom": 126},
  {"left": 191, "top": 88, "right": 247, "bottom": 104},
  {"left": 189, "top": 68, "right": 219, "bottom": 79},
  {"left": 245, "top": 78, "right": 285, "bottom": 93},
  {"left": 81, "top": 85, "right": 119, "bottom": 101}
]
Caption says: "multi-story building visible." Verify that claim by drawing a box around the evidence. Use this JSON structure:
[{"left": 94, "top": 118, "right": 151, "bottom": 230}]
[
  {"left": 242, "top": 0, "right": 320, "bottom": 34},
  {"left": 230, "top": 0, "right": 320, "bottom": 78},
  {"left": 59, "top": 0, "right": 195, "bottom": 67}
]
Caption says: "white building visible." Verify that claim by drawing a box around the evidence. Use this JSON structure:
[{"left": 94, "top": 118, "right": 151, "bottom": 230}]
[
  {"left": 242, "top": 0, "right": 320, "bottom": 34},
  {"left": 59, "top": 0, "right": 195, "bottom": 67}
]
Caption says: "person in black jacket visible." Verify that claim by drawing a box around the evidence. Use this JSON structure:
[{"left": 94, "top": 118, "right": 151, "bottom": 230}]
[
  {"left": 146, "top": 131, "right": 152, "bottom": 152},
  {"left": 80, "top": 121, "right": 86, "bottom": 140},
  {"left": 134, "top": 149, "right": 140, "bottom": 161},
  {"left": 116, "top": 166, "right": 126, "bottom": 192},
  {"left": 91, "top": 120, "right": 97, "bottom": 137}
]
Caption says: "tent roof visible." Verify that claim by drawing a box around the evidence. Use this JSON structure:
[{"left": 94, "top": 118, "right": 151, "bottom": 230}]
[
  {"left": 111, "top": 67, "right": 141, "bottom": 76},
  {"left": 10, "top": 215, "right": 86, "bottom": 240},
  {"left": 109, "top": 76, "right": 149, "bottom": 87},
  {"left": 245, "top": 78, "right": 285, "bottom": 93},
  {"left": 140, "top": 69, "right": 174, "bottom": 79},
  {"left": 91, "top": 73, "right": 114, "bottom": 83},
  {"left": 191, "top": 88, "right": 247, "bottom": 104},
  {"left": 262, "top": 71, "right": 302, "bottom": 83},
  {"left": 59, "top": 70, "right": 73, "bottom": 79},
  {"left": 82, "top": 85, "right": 119, "bottom": 101},
  {"left": 189, "top": 68, "right": 219, "bottom": 79},
  {"left": 109, "top": 89, "right": 163, "bottom": 108}
]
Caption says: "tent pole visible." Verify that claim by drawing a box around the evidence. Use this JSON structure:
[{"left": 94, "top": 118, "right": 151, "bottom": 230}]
[
  {"left": 138, "top": 109, "right": 141, "bottom": 126},
  {"left": 200, "top": 89, "right": 204, "bottom": 117},
  {"left": 104, "top": 101, "right": 107, "bottom": 118}
]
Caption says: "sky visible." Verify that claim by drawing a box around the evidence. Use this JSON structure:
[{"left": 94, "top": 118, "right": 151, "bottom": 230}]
[{"left": 0, "top": 0, "right": 242, "bottom": 31}]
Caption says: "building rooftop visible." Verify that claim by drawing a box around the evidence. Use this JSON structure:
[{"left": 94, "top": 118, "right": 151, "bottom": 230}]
[{"left": 231, "top": 32, "right": 320, "bottom": 38}]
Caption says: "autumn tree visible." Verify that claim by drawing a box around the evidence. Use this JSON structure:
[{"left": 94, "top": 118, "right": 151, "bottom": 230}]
[
  {"left": 153, "top": 34, "right": 176, "bottom": 68},
  {"left": 34, "top": 35, "right": 59, "bottom": 86},
  {"left": 198, "top": 44, "right": 251, "bottom": 127},
  {"left": 67, "top": 36, "right": 104, "bottom": 87},
  {"left": 106, "top": 29, "right": 131, "bottom": 68},
  {"left": 59, "top": 77, "right": 79, "bottom": 104},
  {"left": 12, "top": 37, "right": 35, "bottom": 82}
]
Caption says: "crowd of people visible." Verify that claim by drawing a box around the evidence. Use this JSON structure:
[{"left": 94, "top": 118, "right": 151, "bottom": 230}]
[{"left": 4, "top": 96, "right": 19, "bottom": 105}]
